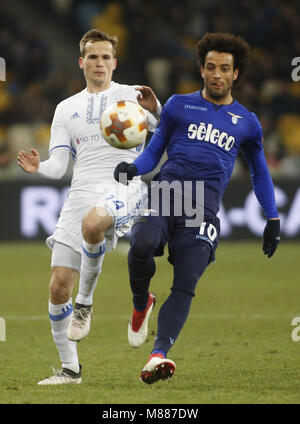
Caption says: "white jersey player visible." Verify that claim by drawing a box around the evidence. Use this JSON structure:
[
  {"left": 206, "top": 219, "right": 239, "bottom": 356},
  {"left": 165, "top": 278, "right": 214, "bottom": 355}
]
[
  {"left": 46, "top": 81, "right": 158, "bottom": 254},
  {"left": 17, "top": 29, "right": 161, "bottom": 385}
]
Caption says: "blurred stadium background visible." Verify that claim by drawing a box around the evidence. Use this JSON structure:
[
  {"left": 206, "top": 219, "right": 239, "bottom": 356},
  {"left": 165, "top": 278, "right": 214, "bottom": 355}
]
[
  {"left": 1, "top": 0, "right": 300, "bottom": 406},
  {"left": 0, "top": 0, "right": 299, "bottom": 242}
]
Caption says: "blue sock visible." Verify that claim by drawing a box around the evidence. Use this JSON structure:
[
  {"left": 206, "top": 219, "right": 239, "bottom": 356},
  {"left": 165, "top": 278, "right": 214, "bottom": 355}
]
[
  {"left": 128, "top": 250, "right": 156, "bottom": 311},
  {"left": 153, "top": 245, "right": 211, "bottom": 355},
  {"left": 128, "top": 220, "right": 162, "bottom": 311},
  {"left": 151, "top": 349, "right": 166, "bottom": 357},
  {"left": 153, "top": 290, "right": 193, "bottom": 354},
  {"left": 134, "top": 298, "right": 148, "bottom": 312}
]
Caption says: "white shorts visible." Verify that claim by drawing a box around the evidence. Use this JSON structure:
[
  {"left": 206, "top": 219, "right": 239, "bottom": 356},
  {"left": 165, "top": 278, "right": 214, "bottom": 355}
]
[
  {"left": 46, "top": 180, "right": 148, "bottom": 254},
  {"left": 51, "top": 241, "right": 82, "bottom": 272}
]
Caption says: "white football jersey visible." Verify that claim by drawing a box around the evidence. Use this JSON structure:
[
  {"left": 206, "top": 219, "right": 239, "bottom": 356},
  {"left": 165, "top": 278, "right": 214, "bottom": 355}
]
[{"left": 48, "top": 81, "right": 158, "bottom": 192}]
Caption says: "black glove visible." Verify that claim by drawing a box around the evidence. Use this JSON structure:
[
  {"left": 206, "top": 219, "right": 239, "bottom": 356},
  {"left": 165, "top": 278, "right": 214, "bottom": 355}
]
[
  {"left": 114, "top": 161, "right": 138, "bottom": 184},
  {"left": 262, "top": 219, "right": 280, "bottom": 258}
]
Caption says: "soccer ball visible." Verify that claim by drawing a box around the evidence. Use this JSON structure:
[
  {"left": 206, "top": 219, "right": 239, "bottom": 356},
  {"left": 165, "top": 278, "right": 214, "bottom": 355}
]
[{"left": 100, "top": 100, "right": 149, "bottom": 149}]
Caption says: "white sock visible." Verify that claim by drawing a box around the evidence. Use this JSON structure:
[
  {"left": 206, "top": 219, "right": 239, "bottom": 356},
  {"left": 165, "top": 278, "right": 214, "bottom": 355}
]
[
  {"left": 75, "top": 239, "right": 106, "bottom": 306},
  {"left": 48, "top": 299, "right": 79, "bottom": 373}
]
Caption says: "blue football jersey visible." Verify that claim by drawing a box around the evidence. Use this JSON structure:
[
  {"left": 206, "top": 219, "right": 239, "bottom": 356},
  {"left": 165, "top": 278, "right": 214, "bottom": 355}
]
[{"left": 134, "top": 91, "right": 278, "bottom": 219}]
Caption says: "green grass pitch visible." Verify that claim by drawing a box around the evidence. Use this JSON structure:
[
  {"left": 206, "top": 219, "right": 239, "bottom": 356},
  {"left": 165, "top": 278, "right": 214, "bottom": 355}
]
[{"left": 0, "top": 240, "right": 299, "bottom": 404}]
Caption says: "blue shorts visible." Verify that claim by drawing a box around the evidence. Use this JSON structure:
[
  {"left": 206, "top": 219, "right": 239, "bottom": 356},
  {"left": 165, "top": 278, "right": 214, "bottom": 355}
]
[{"left": 133, "top": 214, "right": 220, "bottom": 265}]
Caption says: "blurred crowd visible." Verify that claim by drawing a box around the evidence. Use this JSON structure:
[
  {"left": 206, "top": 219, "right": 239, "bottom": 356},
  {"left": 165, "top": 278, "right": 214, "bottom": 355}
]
[{"left": 0, "top": 0, "right": 300, "bottom": 179}]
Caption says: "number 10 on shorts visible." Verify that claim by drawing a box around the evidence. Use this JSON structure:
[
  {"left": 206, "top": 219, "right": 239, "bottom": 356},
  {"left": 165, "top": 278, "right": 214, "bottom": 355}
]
[{"left": 199, "top": 221, "right": 217, "bottom": 241}]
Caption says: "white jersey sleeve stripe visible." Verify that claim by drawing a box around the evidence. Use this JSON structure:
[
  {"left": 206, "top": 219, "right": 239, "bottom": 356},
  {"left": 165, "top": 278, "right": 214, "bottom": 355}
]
[{"left": 49, "top": 144, "right": 76, "bottom": 160}]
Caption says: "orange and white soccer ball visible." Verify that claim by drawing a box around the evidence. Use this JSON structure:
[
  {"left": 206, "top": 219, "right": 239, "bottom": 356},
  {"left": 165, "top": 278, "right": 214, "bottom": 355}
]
[{"left": 100, "top": 100, "right": 149, "bottom": 149}]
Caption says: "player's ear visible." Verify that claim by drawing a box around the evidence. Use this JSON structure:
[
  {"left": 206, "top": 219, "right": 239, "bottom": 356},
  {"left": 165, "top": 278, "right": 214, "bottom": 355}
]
[
  {"left": 113, "top": 58, "right": 117, "bottom": 71},
  {"left": 233, "top": 68, "right": 239, "bottom": 81},
  {"left": 200, "top": 65, "right": 205, "bottom": 79},
  {"left": 78, "top": 57, "right": 84, "bottom": 70}
]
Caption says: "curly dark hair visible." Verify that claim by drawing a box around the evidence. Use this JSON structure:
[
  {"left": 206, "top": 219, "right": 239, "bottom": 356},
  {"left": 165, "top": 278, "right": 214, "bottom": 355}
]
[{"left": 195, "top": 32, "right": 251, "bottom": 81}]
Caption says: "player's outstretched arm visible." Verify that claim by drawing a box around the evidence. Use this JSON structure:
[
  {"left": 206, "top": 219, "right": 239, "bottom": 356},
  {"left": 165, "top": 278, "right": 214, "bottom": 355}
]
[
  {"left": 135, "top": 86, "right": 161, "bottom": 115},
  {"left": 17, "top": 149, "right": 40, "bottom": 173},
  {"left": 241, "top": 129, "right": 280, "bottom": 258},
  {"left": 18, "top": 147, "right": 70, "bottom": 179}
]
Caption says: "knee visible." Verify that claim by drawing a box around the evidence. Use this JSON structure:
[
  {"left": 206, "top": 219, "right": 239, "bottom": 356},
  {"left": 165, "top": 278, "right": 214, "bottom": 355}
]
[
  {"left": 130, "top": 229, "right": 158, "bottom": 259},
  {"left": 82, "top": 207, "right": 112, "bottom": 243},
  {"left": 49, "top": 270, "right": 72, "bottom": 304},
  {"left": 171, "top": 287, "right": 195, "bottom": 299},
  {"left": 172, "top": 267, "right": 202, "bottom": 296},
  {"left": 82, "top": 216, "right": 102, "bottom": 241}
]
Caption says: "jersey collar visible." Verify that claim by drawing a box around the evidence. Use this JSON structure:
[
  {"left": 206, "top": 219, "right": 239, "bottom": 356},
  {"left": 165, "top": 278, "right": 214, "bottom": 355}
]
[
  {"left": 84, "top": 81, "right": 116, "bottom": 96},
  {"left": 199, "top": 90, "right": 236, "bottom": 110}
]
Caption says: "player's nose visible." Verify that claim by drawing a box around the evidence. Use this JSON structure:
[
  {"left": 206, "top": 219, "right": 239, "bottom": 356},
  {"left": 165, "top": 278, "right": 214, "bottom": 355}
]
[
  {"left": 212, "top": 71, "right": 221, "bottom": 79},
  {"left": 96, "top": 58, "right": 104, "bottom": 67}
]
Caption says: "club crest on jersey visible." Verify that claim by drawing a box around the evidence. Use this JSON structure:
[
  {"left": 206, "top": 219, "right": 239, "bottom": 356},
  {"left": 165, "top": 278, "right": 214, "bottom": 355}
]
[{"left": 227, "top": 111, "right": 243, "bottom": 125}]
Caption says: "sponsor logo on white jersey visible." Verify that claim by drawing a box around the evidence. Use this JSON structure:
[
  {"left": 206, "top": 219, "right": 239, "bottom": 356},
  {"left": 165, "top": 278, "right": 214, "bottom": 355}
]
[{"left": 187, "top": 122, "right": 235, "bottom": 151}]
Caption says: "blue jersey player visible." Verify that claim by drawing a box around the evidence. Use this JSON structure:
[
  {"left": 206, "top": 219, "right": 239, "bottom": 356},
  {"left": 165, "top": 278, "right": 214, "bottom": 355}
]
[{"left": 114, "top": 33, "right": 280, "bottom": 384}]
